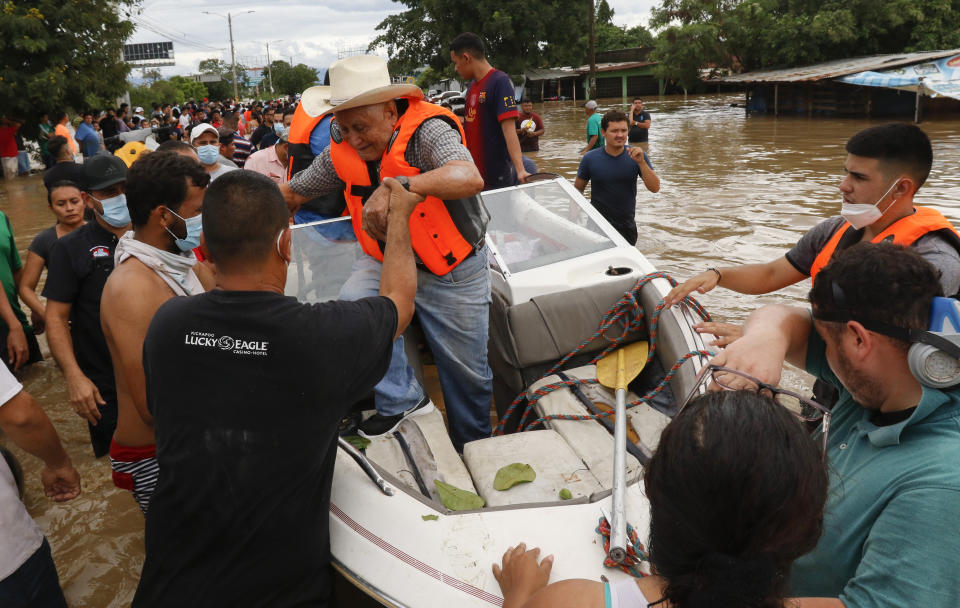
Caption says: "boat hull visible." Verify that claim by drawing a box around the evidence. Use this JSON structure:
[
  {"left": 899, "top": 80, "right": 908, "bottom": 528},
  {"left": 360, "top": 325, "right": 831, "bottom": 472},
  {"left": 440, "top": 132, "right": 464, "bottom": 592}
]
[{"left": 329, "top": 448, "right": 652, "bottom": 607}]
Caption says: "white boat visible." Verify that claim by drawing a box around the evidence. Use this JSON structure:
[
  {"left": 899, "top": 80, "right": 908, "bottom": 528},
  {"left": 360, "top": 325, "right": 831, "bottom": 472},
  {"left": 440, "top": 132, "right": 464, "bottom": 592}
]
[{"left": 284, "top": 177, "right": 713, "bottom": 607}]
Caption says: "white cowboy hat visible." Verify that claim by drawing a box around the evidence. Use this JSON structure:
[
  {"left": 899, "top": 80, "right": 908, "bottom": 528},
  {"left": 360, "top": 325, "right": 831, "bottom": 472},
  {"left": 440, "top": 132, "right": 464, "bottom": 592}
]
[{"left": 300, "top": 55, "right": 423, "bottom": 118}]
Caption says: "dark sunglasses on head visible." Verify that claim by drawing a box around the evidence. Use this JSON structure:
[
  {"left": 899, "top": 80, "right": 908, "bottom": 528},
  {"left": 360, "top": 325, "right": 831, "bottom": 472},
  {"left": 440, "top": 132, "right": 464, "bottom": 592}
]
[{"left": 680, "top": 364, "right": 831, "bottom": 456}]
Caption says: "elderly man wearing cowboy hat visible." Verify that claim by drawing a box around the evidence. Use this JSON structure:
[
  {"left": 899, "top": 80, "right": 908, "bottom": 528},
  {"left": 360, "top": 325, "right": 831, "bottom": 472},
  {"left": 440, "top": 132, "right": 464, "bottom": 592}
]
[{"left": 280, "top": 55, "right": 490, "bottom": 451}]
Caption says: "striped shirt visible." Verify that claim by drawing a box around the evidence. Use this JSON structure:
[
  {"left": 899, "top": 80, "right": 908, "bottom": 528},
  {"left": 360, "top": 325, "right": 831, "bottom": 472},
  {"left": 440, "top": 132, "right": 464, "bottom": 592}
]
[{"left": 232, "top": 132, "right": 252, "bottom": 168}]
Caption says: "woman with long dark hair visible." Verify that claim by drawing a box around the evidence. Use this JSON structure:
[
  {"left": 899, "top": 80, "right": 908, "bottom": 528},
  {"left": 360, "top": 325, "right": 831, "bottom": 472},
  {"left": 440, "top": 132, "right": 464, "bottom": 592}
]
[{"left": 494, "top": 389, "right": 828, "bottom": 608}]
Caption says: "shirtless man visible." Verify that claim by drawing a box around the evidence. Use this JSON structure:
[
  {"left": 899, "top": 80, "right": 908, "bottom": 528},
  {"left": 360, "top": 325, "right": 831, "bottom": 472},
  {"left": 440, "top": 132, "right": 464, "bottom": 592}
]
[{"left": 100, "top": 151, "right": 212, "bottom": 513}]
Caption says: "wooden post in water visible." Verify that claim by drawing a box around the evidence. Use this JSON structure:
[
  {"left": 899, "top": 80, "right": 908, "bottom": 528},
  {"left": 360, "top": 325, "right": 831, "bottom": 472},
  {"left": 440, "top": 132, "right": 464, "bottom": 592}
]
[
  {"left": 540, "top": 80, "right": 544, "bottom": 102},
  {"left": 915, "top": 78, "right": 924, "bottom": 124},
  {"left": 774, "top": 84, "right": 779, "bottom": 116},
  {"left": 588, "top": 0, "right": 597, "bottom": 100}
]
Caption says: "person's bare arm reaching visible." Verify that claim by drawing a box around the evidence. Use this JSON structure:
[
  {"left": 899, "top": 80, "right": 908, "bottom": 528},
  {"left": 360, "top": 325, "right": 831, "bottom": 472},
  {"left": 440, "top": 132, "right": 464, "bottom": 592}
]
[{"left": 378, "top": 177, "right": 421, "bottom": 339}]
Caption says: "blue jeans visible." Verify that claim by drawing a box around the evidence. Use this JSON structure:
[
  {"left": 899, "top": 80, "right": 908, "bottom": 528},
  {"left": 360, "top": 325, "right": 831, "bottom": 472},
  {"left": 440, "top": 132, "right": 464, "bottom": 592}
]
[
  {"left": 0, "top": 539, "right": 68, "bottom": 608},
  {"left": 339, "top": 248, "right": 493, "bottom": 450},
  {"left": 16, "top": 150, "right": 29, "bottom": 175}
]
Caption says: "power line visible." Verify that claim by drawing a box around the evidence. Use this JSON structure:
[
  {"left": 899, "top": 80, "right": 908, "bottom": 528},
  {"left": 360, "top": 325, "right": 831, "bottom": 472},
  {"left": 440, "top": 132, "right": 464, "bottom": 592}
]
[{"left": 135, "top": 17, "right": 225, "bottom": 52}]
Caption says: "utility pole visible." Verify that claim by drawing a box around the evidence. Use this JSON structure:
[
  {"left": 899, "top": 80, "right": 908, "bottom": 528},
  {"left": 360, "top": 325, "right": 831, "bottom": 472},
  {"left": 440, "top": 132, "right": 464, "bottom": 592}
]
[
  {"left": 266, "top": 42, "right": 274, "bottom": 94},
  {"left": 203, "top": 10, "right": 254, "bottom": 102},
  {"left": 228, "top": 13, "right": 239, "bottom": 102}
]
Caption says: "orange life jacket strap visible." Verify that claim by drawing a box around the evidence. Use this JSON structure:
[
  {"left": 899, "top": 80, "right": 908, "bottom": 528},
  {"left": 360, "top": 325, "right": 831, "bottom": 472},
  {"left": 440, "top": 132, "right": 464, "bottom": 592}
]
[{"left": 810, "top": 207, "right": 960, "bottom": 280}]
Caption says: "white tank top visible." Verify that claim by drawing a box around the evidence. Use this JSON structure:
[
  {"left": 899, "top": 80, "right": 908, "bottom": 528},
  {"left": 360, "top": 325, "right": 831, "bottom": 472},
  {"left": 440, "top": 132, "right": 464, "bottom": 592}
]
[{"left": 604, "top": 579, "right": 652, "bottom": 608}]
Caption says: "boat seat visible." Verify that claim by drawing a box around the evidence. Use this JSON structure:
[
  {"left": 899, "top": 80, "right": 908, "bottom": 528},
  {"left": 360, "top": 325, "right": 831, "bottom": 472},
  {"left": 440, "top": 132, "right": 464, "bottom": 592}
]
[
  {"left": 529, "top": 369, "right": 641, "bottom": 488},
  {"left": 489, "top": 273, "right": 648, "bottom": 427},
  {"left": 365, "top": 409, "right": 476, "bottom": 501},
  {"left": 462, "top": 430, "right": 603, "bottom": 507},
  {"left": 558, "top": 365, "right": 672, "bottom": 458}
]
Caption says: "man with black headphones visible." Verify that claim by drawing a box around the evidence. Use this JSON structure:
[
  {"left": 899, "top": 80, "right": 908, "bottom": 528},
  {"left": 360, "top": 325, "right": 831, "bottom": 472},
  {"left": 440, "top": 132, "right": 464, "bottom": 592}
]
[{"left": 712, "top": 242, "right": 960, "bottom": 607}]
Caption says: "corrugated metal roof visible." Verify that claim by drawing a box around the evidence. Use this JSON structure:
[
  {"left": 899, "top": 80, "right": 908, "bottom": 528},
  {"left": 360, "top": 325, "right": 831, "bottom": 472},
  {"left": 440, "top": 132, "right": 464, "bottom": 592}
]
[
  {"left": 524, "top": 67, "right": 579, "bottom": 81},
  {"left": 574, "top": 61, "right": 656, "bottom": 74},
  {"left": 525, "top": 61, "right": 657, "bottom": 81},
  {"left": 715, "top": 49, "right": 960, "bottom": 83}
]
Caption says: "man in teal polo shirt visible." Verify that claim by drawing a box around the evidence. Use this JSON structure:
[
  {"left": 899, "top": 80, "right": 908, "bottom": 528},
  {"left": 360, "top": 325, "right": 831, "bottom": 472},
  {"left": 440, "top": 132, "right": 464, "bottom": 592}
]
[
  {"left": 579, "top": 100, "right": 604, "bottom": 155},
  {"left": 712, "top": 242, "right": 960, "bottom": 607}
]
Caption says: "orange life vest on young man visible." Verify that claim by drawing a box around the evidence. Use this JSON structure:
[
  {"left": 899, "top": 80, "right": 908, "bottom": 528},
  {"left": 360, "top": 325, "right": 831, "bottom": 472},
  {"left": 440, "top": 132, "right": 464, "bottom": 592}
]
[
  {"left": 809, "top": 207, "right": 960, "bottom": 280},
  {"left": 329, "top": 99, "right": 484, "bottom": 276}
]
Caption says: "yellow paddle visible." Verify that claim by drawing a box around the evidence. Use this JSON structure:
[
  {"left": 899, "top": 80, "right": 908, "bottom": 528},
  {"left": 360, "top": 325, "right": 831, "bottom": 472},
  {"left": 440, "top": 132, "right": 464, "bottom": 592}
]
[{"left": 596, "top": 340, "right": 649, "bottom": 563}]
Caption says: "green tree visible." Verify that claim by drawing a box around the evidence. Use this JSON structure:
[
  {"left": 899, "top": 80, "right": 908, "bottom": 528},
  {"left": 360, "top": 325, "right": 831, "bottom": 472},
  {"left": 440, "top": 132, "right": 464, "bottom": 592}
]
[
  {"left": 168, "top": 75, "right": 208, "bottom": 103},
  {"left": 594, "top": 0, "right": 654, "bottom": 51},
  {"left": 416, "top": 65, "right": 459, "bottom": 89},
  {"left": 650, "top": 0, "right": 960, "bottom": 81},
  {"left": 267, "top": 60, "right": 319, "bottom": 96},
  {"left": 0, "top": 0, "right": 136, "bottom": 126},
  {"left": 370, "top": 0, "right": 590, "bottom": 76},
  {"left": 130, "top": 79, "right": 183, "bottom": 111},
  {"left": 141, "top": 68, "right": 163, "bottom": 84},
  {"left": 198, "top": 58, "right": 248, "bottom": 100}
]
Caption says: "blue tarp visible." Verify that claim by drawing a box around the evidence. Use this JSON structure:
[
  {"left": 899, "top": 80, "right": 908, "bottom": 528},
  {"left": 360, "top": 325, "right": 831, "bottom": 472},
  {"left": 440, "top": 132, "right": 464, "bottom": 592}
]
[{"left": 840, "top": 53, "right": 960, "bottom": 101}]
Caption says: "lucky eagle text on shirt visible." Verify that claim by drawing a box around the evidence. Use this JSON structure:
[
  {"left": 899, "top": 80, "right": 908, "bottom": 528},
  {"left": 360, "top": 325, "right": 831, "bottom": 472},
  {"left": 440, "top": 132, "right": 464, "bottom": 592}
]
[{"left": 184, "top": 330, "right": 269, "bottom": 356}]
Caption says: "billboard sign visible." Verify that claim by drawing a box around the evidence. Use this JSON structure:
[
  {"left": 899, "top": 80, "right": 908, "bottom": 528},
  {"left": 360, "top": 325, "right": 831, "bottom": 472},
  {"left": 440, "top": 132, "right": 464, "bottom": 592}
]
[{"left": 123, "top": 42, "right": 175, "bottom": 65}]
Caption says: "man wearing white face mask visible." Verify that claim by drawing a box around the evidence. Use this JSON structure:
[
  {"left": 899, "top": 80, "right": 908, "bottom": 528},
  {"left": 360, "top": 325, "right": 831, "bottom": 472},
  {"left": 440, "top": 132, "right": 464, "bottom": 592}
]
[
  {"left": 100, "top": 152, "right": 215, "bottom": 514},
  {"left": 190, "top": 122, "right": 236, "bottom": 181},
  {"left": 664, "top": 123, "right": 960, "bottom": 342},
  {"left": 44, "top": 155, "right": 131, "bottom": 457}
]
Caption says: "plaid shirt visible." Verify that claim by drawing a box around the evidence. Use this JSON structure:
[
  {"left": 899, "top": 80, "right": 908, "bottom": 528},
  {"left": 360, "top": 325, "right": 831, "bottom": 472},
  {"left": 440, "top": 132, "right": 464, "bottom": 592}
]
[{"left": 288, "top": 117, "right": 472, "bottom": 198}]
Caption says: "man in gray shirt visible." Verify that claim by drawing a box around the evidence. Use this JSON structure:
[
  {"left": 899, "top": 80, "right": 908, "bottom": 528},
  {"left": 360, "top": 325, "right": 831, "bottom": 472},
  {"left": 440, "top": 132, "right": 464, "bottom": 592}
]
[
  {"left": 664, "top": 123, "right": 960, "bottom": 346},
  {"left": 280, "top": 55, "right": 490, "bottom": 451}
]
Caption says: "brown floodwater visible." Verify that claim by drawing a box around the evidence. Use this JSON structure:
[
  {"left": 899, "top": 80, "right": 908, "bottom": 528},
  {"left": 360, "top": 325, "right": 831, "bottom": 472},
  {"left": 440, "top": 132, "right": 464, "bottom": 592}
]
[{"left": 2, "top": 92, "right": 960, "bottom": 606}]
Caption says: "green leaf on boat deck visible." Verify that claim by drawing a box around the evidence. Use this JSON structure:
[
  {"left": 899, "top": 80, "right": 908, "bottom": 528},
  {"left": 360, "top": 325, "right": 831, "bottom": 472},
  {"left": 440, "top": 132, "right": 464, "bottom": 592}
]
[
  {"left": 494, "top": 463, "right": 537, "bottom": 491},
  {"left": 421, "top": 514, "right": 439, "bottom": 521},
  {"left": 434, "top": 480, "right": 485, "bottom": 511},
  {"left": 343, "top": 435, "right": 371, "bottom": 451},
  {"left": 559, "top": 488, "right": 573, "bottom": 500}
]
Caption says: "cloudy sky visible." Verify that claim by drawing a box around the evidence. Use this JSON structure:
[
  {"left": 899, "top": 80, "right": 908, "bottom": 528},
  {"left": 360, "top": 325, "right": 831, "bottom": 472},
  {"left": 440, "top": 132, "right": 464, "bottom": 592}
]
[{"left": 129, "top": 0, "right": 659, "bottom": 78}]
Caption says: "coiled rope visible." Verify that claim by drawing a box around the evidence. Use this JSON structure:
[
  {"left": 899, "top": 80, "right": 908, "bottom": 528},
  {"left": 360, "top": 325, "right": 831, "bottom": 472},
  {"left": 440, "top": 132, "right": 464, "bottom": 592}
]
[
  {"left": 493, "top": 271, "right": 712, "bottom": 435},
  {"left": 596, "top": 516, "right": 650, "bottom": 578}
]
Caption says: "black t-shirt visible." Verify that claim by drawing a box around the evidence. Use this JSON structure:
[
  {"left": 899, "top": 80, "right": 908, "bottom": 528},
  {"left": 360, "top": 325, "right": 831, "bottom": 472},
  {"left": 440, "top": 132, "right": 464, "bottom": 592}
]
[
  {"left": 628, "top": 111, "right": 651, "bottom": 143},
  {"left": 100, "top": 116, "right": 118, "bottom": 139},
  {"left": 41, "top": 221, "right": 118, "bottom": 384},
  {"left": 28, "top": 226, "right": 58, "bottom": 261},
  {"left": 42, "top": 161, "right": 85, "bottom": 190},
  {"left": 133, "top": 290, "right": 397, "bottom": 607},
  {"left": 250, "top": 123, "right": 272, "bottom": 150}
]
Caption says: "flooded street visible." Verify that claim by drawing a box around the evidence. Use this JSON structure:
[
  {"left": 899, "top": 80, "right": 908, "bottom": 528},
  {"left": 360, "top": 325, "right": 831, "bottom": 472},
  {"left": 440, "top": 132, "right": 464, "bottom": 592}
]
[{"left": 2, "top": 92, "right": 960, "bottom": 606}]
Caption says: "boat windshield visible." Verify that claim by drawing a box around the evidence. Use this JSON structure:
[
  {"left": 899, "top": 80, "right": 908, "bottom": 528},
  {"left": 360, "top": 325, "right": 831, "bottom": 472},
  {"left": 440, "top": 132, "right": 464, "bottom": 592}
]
[
  {"left": 481, "top": 179, "right": 616, "bottom": 274},
  {"left": 285, "top": 217, "right": 360, "bottom": 304}
]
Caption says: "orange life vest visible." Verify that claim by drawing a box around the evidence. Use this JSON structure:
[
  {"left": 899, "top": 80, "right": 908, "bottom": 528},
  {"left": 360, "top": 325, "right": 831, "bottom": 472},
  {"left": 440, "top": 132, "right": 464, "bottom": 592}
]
[
  {"left": 287, "top": 103, "right": 326, "bottom": 181},
  {"left": 809, "top": 207, "right": 960, "bottom": 280},
  {"left": 330, "top": 100, "right": 480, "bottom": 276}
]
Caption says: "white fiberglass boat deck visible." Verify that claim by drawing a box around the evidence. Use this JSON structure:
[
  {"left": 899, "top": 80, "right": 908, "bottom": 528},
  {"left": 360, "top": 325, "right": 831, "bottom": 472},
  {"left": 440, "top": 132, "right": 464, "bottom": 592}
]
[{"left": 285, "top": 177, "right": 713, "bottom": 607}]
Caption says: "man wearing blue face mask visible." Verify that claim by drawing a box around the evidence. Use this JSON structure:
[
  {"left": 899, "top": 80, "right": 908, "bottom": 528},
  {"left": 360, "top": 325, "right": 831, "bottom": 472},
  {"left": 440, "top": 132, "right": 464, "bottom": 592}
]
[
  {"left": 190, "top": 122, "right": 236, "bottom": 182},
  {"left": 43, "top": 155, "right": 131, "bottom": 457},
  {"left": 100, "top": 152, "right": 214, "bottom": 513}
]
